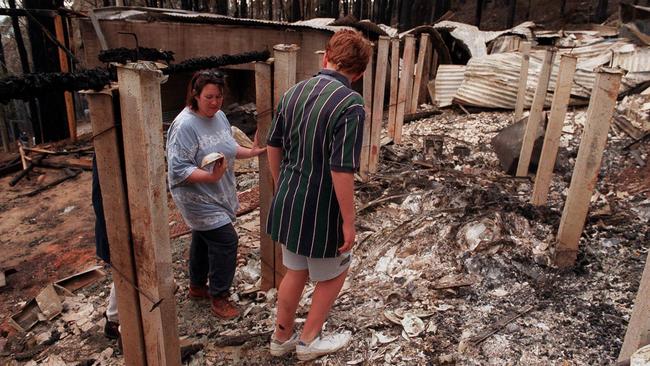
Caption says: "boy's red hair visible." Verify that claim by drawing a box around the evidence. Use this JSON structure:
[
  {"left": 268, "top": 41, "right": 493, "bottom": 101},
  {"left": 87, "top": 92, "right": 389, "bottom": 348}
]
[{"left": 326, "top": 30, "right": 372, "bottom": 75}]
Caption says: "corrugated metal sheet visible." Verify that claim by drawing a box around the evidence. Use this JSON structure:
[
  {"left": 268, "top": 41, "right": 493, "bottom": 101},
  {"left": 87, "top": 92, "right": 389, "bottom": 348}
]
[
  {"left": 454, "top": 41, "right": 650, "bottom": 109},
  {"left": 435, "top": 65, "right": 466, "bottom": 107},
  {"left": 431, "top": 21, "right": 534, "bottom": 58},
  {"left": 454, "top": 52, "right": 596, "bottom": 109},
  {"left": 612, "top": 46, "right": 650, "bottom": 72}
]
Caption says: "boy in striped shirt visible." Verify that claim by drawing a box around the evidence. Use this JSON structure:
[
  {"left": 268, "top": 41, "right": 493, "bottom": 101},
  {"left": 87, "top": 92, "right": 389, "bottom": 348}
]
[{"left": 266, "top": 29, "right": 372, "bottom": 361}]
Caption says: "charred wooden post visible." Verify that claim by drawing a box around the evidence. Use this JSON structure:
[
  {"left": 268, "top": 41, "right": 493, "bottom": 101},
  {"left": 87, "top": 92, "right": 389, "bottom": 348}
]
[
  {"left": 554, "top": 68, "right": 623, "bottom": 268},
  {"left": 513, "top": 41, "right": 531, "bottom": 124},
  {"left": 116, "top": 63, "right": 181, "bottom": 365},
  {"left": 85, "top": 86, "right": 146, "bottom": 366},
  {"left": 516, "top": 48, "right": 555, "bottom": 177},
  {"left": 271, "top": 44, "right": 299, "bottom": 287},
  {"left": 255, "top": 60, "right": 275, "bottom": 291},
  {"left": 531, "top": 55, "right": 577, "bottom": 206},
  {"left": 369, "top": 36, "right": 390, "bottom": 174}
]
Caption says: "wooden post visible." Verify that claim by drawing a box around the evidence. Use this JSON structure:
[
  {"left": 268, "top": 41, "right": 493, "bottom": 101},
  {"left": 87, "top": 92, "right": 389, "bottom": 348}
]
[
  {"left": 516, "top": 49, "right": 555, "bottom": 177},
  {"left": 514, "top": 41, "right": 531, "bottom": 123},
  {"left": 369, "top": 36, "right": 389, "bottom": 174},
  {"left": 418, "top": 35, "right": 433, "bottom": 105},
  {"left": 554, "top": 68, "right": 623, "bottom": 268},
  {"left": 0, "top": 107, "right": 8, "bottom": 153},
  {"left": 619, "top": 252, "right": 650, "bottom": 362},
  {"left": 255, "top": 60, "right": 276, "bottom": 291},
  {"left": 359, "top": 49, "right": 374, "bottom": 180},
  {"left": 392, "top": 35, "right": 415, "bottom": 144},
  {"left": 116, "top": 63, "right": 181, "bottom": 366},
  {"left": 386, "top": 38, "right": 400, "bottom": 142},
  {"left": 403, "top": 35, "right": 417, "bottom": 115},
  {"left": 410, "top": 33, "right": 430, "bottom": 113},
  {"left": 54, "top": 14, "right": 76, "bottom": 142},
  {"left": 86, "top": 87, "right": 147, "bottom": 366},
  {"left": 531, "top": 55, "right": 577, "bottom": 206},
  {"left": 272, "top": 44, "right": 299, "bottom": 287}
]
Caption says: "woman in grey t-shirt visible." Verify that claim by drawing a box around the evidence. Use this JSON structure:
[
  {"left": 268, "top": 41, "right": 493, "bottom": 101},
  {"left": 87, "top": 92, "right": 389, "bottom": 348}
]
[{"left": 166, "top": 70, "right": 265, "bottom": 319}]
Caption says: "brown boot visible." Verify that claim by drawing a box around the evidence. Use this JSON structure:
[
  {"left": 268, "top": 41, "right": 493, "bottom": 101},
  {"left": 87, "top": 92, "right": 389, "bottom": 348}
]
[
  {"left": 188, "top": 284, "right": 210, "bottom": 300},
  {"left": 211, "top": 296, "right": 240, "bottom": 320}
]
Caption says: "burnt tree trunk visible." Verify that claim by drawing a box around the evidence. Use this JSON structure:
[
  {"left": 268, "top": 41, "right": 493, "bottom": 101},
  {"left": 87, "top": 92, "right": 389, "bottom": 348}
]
[
  {"left": 399, "top": 0, "right": 412, "bottom": 31},
  {"left": 475, "top": 0, "right": 484, "bottom": 27},
  {"left": 508, "top": 0, "right": 516, "bottom": 27},
  {"left": 240, "top": 0, "right": 248, "bottom": 17},
  {"left": 434, "top": 0, "right": 450, "bottom": 21},
  {"left": 215, "top": 0, "right": 227, "bottom": 14},
  {"left": 594, "top": 0, "right": 608, "bottom": 22},
  {"left": 390, "top": 0, "right": 400, "bottom": 27},
  {"left": 318, "top": 0, "right": 331, "bottom": 16},
  {"left": 7, "top": 0, "right": 40, "bottom": 143},
  {"left": 24, "top": 0, "right": 68, "bottom": 142},
  {"left": 332, "top": 0, "right": 339, "bottom": 18},
  {"left": 289, "top": 0, "right": 300, "bottom": 20},
  {"left": 353, "top": 0, "right": 362, "bottom": 19}
]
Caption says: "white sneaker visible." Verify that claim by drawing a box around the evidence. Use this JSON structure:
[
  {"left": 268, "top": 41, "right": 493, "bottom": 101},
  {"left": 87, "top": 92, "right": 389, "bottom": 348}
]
[
  {"left": 296, "top": 332, "right": 352, "bottom": 361},
  {"left": 270, "top": 333, "right": 299, "bottom": 357}
]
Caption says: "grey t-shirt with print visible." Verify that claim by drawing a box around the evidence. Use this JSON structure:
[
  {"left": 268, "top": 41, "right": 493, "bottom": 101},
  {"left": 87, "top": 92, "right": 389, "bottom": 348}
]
[{"left": 166, "top": 107, "right": 239, "bottom": 231}]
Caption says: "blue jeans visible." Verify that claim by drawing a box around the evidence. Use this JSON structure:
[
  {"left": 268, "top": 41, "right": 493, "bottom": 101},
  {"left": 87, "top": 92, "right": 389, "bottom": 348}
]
[{"left": 189, "top": 223, "right": 239, "bottom": 298}]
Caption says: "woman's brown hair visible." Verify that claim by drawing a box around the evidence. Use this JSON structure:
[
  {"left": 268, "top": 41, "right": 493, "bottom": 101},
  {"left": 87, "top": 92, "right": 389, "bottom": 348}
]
[{"left": 185, "top": 69, "right": 225, "bottom": 111}]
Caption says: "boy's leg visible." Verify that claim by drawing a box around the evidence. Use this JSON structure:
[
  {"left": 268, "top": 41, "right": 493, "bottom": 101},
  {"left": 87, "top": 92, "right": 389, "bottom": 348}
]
[
  {"left": 300, "top": 269, "right": 348, "bottom": 342},
  {"left": 274, "top": 268, "right": 309, "bottom": 341}
]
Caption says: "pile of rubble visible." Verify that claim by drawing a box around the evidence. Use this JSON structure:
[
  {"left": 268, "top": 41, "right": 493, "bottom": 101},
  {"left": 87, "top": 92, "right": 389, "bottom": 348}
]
[{"left": 2, "top": 100, "right": 647, "bottom": 364}]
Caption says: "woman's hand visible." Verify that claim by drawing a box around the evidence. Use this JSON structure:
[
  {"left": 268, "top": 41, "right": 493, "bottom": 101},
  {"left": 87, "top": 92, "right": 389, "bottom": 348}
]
[
  {"left": 209, "top": 157, "right": 228, "bottom": 182},
  {"left": 249, "top": 132, "right": 267, "bottom": 157},
  {"left": 236, "top": 132, "right": 267, "bottom": 159}
]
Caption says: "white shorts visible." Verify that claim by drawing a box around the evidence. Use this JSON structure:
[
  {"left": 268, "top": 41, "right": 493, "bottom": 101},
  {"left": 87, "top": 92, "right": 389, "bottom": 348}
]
[{"left": 281, "top": 245, "right": 351, "bottom": 281}]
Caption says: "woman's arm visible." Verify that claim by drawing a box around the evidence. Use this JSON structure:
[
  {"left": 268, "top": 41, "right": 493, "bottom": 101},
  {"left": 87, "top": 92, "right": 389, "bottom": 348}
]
[
  {"left": 236, "top": 131, "right": 267, "bottom": 159},
  {"left": 184, "top": 158, "right": 228, "bottom": 184}
]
